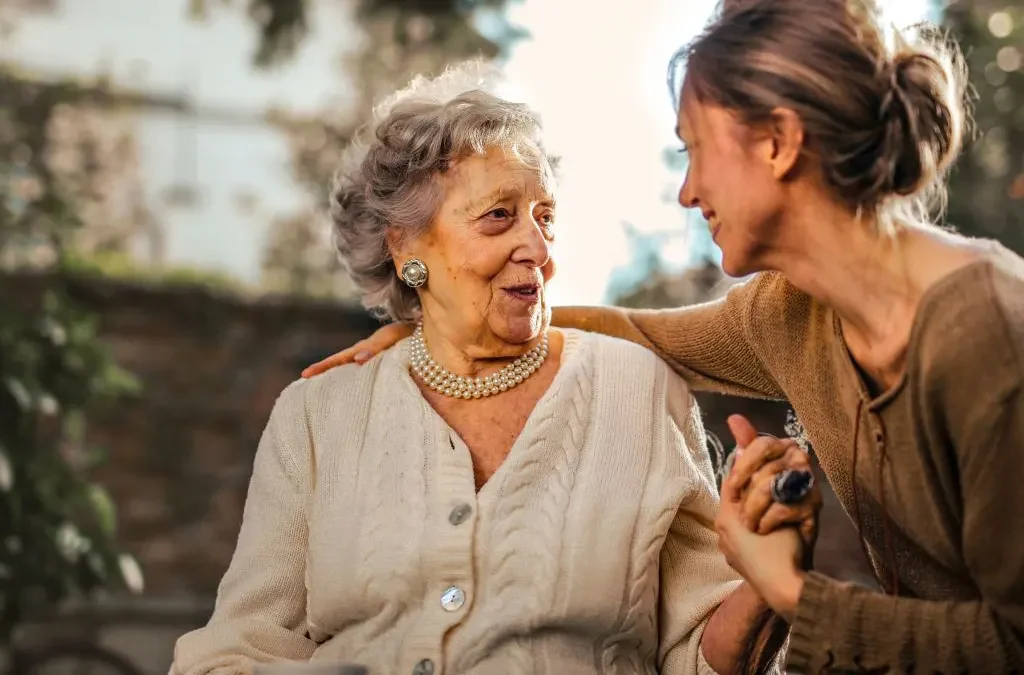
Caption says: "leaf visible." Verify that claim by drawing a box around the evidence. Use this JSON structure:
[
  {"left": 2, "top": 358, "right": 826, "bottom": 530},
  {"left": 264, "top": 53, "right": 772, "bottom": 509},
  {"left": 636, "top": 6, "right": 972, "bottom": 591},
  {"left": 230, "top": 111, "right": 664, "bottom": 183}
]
[
  {"left": 4, "top": 377, "right": 32, "bottom": 410},
  {"left": 38, "top": 317, "right": 67, "bottom": 346},
  {"left": 80, "top": 444, "right": 110, "bottom": 471},
  {"left": 55, "top": 521, "right": 84, "bottom": 562},
  {"left": 0, "top": 447, "right": 12, "bottom": 492},
  {"left": 84, "top": 549, "right": 107, "bottom": 580},
  {"left": 37, "top": 393, "right": 59, "bottom": 417},
  {"left": 62, "top": 409, "right": 86, "bottom": 443},
  {"left": 86, "top": 484, "right": 116, "bottom": 538},
  {"left": 42, "top": 290, "right": 59, "bottom": 315},
  {"left": 117, "top": 553, "right": 144, "bottom": 593},
  {"left": 102, "top": 363, "right": 142, "bottom": 396}
]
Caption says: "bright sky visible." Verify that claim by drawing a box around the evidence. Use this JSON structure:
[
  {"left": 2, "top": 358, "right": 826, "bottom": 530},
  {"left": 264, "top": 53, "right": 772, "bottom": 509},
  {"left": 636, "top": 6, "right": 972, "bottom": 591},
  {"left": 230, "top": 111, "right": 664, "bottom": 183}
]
[
  {"left": 503, "top": 0, "right": 725, "bottom": 304},
  {"left": 501, "top": 0, "right": 935, "bottom": 304},
  {"left": 3, "top": 0, "right": 933, "bottom": 305}
]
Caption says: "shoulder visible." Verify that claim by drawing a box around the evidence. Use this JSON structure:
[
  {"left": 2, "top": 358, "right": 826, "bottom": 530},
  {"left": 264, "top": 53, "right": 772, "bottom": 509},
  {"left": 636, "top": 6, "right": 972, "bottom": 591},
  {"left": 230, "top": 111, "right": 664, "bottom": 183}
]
[
  {"left": 575, "top": 334, "right": 715, "bottom": 482},
  {"left": 727, "top": 271, "right": 814, "bottom": 316},
  {"left": 722, "top": 273, "right": 828, "bottom": 383},
  {"left": 988, "top": 249, "right": 1024, "bottom": 366},
  {"left": 736, "top": 271, "right": 823, "bottom": 339},
  {"left": 912, "top": 252, "right": 1024, "bottom": 453},
  {"left": 697, "top": 272, "right": 824, "bottom": 359},
  {"left": 262, "top": 345, "right": 407, "bottom": 480},
  {"left": 270, "top": 342, "right": 406, "bottom": 429},
  {"left": 570, "top": 328, "right": 686, "bottom": 386},
  {"left": 568, "top": 328, "right": 697, "bottom": 423},
  {"left": 916, "top": 252, "right": 1024, "bottom": 399}
]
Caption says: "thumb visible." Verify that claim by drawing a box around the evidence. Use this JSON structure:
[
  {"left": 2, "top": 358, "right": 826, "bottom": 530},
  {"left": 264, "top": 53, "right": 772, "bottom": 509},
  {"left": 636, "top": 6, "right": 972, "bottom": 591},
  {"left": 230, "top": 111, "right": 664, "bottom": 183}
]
[{"left": 727, "top": 414, "right": 759, "bottom": 449}]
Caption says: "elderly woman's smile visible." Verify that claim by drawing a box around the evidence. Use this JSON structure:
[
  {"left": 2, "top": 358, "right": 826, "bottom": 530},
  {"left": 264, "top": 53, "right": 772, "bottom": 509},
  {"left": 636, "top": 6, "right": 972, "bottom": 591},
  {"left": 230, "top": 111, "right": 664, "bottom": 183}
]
[{"left": 504, "top": 283, "right": 540, "bottom": 303}]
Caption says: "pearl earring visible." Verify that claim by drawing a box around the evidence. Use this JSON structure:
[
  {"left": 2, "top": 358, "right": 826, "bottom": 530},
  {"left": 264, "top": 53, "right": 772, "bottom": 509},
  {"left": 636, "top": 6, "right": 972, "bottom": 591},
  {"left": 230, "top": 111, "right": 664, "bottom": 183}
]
[{"left": 401, "top": 258, "right": 428, "bottom": 288}]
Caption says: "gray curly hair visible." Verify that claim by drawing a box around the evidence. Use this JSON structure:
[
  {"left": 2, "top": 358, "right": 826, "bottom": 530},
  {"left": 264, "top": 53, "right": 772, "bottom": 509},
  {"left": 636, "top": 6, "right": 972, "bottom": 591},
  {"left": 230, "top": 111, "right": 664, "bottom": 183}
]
[{"left": 330, "top": 61, "right": 557, "bottom": 322}]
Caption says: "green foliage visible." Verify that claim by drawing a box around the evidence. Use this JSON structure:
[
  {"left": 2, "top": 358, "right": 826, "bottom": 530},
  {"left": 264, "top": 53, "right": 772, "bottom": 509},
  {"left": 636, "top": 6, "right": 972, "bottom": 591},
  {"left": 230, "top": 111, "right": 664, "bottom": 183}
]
[
  {"left": 0, "top": 287, "right": 142, "bottom": 642},
  {"left": 0, "top": 64, "right": 143, "bottom": 644},
  {"left": 63, "top": 250, "right": 247, "bottom": 295},
  {"left": 189, "top": 0, "right": 516, "bottom": 68},
  {"left": 943, "top": 2, "right": 1024, "bottom": 253}
]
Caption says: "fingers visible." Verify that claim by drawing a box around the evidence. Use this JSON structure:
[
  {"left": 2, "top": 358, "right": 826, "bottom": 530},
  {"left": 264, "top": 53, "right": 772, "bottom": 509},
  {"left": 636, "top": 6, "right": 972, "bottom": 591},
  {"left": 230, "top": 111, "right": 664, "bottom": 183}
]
[
  {"left": 720, "top": 466, "right": 743, "bottom": 504},
  {"left": 756, "top": 502, "right": 818, "bottom": 539},
  {"left": 724, "top": 434, "right": 797, "bottom": 496},
  {"left": 381, "top": 320, "right": 416, "bottom": 345},
  {"left": 713, "top": 492, "right": 744, "bottom": 558},
  {"left": 301, "top": 349, "right": 360, "bottom": 378},
  {"left": 721, "top": 415, "right": 760, "bottom": 504},
  {"left": 353, "top": 348, "right": 376, "bottom": 364},
  {"left": 300, "top": 323, "right": 415, "bottom": 378},
  {"left": 799, "top": 511, "right": 819, "bottom": 552},
  {"left": 740, "top": 445, "right": 821, "bottom": 534},
  {"left": 300, "top": 340, "right": 376, "bottom": 379},
  {"left": 727, "top": 414, "right": 759, "bottom": 447},
  {"left": 740, "top": 457, "right": 791, "bottom": 528}
]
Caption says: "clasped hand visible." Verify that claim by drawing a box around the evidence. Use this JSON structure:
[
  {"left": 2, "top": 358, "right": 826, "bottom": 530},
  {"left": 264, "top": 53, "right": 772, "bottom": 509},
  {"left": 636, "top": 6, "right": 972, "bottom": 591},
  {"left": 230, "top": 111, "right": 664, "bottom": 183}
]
[{"left": 715, "top": 414, "right": 823, "bottom": 623}]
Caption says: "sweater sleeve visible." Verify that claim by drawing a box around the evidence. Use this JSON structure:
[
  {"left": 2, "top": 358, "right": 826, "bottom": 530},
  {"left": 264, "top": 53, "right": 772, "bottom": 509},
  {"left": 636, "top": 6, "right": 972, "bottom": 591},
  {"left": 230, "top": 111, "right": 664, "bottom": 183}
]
[
  {"left": 172, "top": 381, "right": 317, "bottom": 675},
  {"left": 786, "top": 387, "right": 1024, "bottom": 674},
  {"left": 658, "top": 371, "right": 745, "bottom": 675},
  {"left": 553, "top": 273, "right": 787, "bottom": 399}
]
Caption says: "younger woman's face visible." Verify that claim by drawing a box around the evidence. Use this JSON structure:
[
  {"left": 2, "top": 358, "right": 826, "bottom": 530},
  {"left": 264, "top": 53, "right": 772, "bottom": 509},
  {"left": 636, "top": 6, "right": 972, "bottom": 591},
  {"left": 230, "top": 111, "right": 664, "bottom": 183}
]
[{"left": 676, "top": 90, "right": 791, "bottom": 277}]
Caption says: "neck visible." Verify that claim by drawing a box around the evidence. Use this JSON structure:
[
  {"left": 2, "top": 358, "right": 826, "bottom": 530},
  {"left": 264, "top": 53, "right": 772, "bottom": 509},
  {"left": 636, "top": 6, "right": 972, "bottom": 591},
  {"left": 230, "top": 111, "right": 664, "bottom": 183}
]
[
  {"left": 763, "top": 200, "right": 922, "bottom": 349},
  {"left": 417, "top": 320, "right": 546, "bottom": 379}
]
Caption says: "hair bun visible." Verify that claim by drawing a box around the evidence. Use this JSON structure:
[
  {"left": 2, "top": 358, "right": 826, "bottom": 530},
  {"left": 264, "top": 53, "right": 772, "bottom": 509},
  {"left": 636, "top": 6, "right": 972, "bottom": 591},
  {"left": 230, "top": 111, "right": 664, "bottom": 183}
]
[
  {"left": 873, "top": 42, "right": 967, "bottom": 200},
  {"left": 677, "top": 1, "right": 970, "bottom": 228}
]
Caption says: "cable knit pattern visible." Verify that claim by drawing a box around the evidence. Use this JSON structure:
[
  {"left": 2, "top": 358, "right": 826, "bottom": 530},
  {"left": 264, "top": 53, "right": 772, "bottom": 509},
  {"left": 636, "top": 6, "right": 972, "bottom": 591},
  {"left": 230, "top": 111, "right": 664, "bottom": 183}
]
[
  {"left": 600, "top": 361, "right": 673, "bottom": 673},
  {"left": 465, "top": 354, "right": 591, "bottom": 674},
  {"left": 171, "top": 329, "right": 741, "bottom": 675}
]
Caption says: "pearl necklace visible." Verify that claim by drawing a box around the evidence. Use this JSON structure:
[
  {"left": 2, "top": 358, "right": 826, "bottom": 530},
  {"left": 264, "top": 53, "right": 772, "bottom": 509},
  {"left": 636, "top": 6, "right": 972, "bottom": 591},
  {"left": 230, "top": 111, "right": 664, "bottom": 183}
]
[{"left": 408, "top": 323, "right": 549, "bottom": 399}]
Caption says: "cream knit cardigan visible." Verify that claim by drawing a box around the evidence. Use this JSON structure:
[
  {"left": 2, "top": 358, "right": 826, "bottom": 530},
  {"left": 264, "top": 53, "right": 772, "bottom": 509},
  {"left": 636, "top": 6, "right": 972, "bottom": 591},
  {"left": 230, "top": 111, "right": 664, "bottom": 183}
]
[{"left": 171, "top": 330, "right": 741, "bottom": 675}]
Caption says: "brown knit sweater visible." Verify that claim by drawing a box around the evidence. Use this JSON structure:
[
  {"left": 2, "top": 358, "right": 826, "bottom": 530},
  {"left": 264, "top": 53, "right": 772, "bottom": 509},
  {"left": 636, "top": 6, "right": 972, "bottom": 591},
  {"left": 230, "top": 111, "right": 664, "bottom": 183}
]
[{"left": 553, "top": 242, "right": 1024, "bottom": 673}]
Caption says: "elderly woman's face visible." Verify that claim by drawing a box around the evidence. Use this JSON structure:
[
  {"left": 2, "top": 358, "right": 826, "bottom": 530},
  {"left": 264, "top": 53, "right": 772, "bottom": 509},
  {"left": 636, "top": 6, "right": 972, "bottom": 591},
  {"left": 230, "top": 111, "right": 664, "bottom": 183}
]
[{"left": 398, "top": 145, "right": 556, "bottom": 347}]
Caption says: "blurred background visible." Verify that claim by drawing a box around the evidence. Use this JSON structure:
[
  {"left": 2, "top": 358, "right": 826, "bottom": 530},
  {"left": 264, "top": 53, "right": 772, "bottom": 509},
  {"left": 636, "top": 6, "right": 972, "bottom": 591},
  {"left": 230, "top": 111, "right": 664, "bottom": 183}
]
[{"left": 0, "top": 0, "right": 1020, "bottom": 672}]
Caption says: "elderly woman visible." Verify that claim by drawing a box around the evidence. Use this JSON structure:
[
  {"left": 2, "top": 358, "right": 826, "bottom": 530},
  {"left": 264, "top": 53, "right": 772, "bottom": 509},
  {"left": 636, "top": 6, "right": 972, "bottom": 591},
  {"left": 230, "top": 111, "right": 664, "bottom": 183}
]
[{"left": 171, "top": 64, "right": 794, "bottom": 675}]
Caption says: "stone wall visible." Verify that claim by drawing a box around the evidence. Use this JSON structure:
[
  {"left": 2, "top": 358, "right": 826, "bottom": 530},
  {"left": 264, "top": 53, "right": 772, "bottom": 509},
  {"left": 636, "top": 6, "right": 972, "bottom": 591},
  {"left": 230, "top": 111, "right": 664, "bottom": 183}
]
[{"left": 7, "top": 273, "right": 380, "bottom": 597}]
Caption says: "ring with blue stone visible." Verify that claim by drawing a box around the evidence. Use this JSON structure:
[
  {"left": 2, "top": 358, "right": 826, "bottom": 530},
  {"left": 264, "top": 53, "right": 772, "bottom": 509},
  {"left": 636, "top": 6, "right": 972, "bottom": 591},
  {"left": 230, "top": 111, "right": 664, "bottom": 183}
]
[{"left": 770, "top": 468, "right": 815, "bottom": 505}]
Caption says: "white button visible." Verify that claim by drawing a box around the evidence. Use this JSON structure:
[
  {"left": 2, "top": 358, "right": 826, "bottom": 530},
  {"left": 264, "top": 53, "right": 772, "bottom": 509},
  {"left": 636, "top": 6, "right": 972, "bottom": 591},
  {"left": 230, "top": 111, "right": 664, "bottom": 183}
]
[
  {"left": 412, "top": 659, "right": 434, "bottom": 675},
  {"left": 448, "top": 503, "right": 472, "bottom": 525},
  {"left": 440, "top": 585, "right": 466, "bottom": 612}
]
